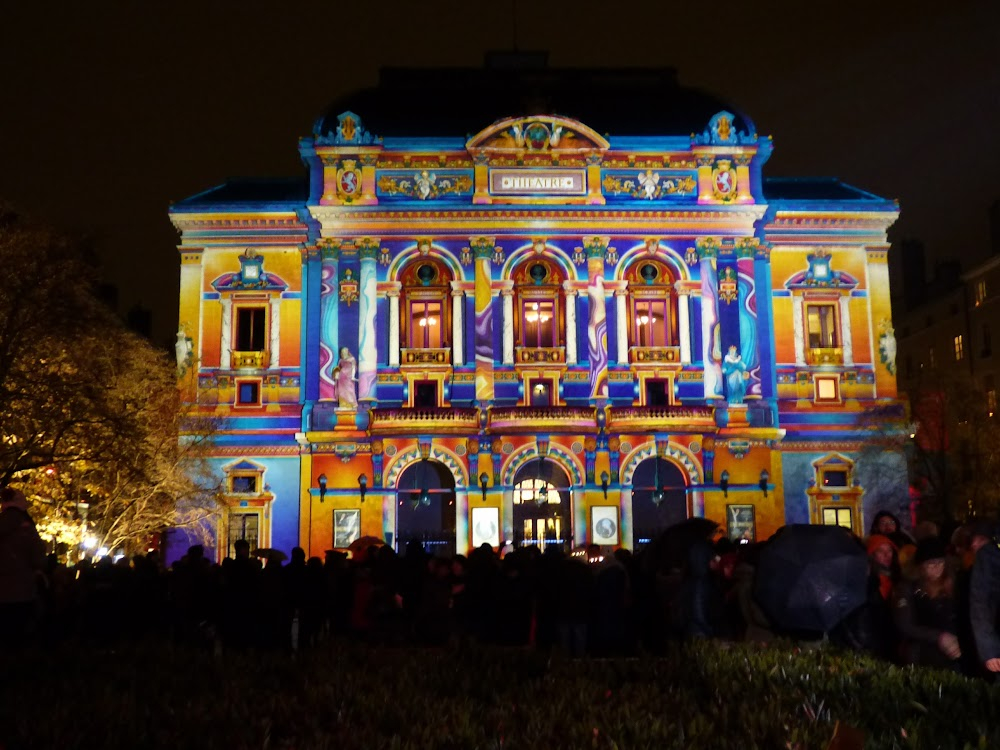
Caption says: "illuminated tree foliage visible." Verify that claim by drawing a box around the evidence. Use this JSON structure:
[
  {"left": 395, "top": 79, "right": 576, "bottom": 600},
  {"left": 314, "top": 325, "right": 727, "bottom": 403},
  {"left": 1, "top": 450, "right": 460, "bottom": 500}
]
[
  {"left": 895, "top": 369, "right": 1000, "bottom": 524},
  {"left": 0, "top": 204, "right": 220, "bottom": 553}
]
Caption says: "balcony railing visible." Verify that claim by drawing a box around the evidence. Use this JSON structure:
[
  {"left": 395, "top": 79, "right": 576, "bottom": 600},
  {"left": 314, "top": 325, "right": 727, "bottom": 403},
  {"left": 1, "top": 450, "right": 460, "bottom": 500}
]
[
  {"left": 515, "top": 347, "right": 566, "bottom": 365},
  {"left": 231, "top": 350, "right": 269, "bottom": 369},
  {"left": 369, "top": 407, "right": 478, "bottom": 435},
  {"left": 629, "top": 346, "right": 681, "bottom": 364},
  {"left": 806, "top": 347, "right": 844, "bottom": 366},
  {"left": 607, "top": 405, "right": 715, "bottom": 432},
  {"left": 488, "top": 406, "right": 595, "bottom": 433},
  {"left": 401, "top": 348, "right": 451, "bottom": 366}
]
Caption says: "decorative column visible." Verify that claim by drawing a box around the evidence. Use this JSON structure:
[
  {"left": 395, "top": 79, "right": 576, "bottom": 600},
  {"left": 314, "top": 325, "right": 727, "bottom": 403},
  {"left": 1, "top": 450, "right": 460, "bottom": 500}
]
[
  {"left": 584, "top": 236, "right": 609, "bottom": 401},
  {"left": 357, "top": 237, "right": 379, "bottom": 402},
  {"left": 268, "top": 297, "right": 281, "bottom": 369},
  {"left": 697, "top": 238, "right": 722, "bottom": 399},
  {"left": 792, "top": 299, "right": 806, "bottom": 366},
  {"left": 177, "top": 247, "right": 203, "bottom": 402},
  {"left": 387, "top": 282, "right": 401, "bottom": 368},
  {"left": 563, "top": 280, "right": 578, "bottom": 365},
  {"left": 866, "top": 244, "right": 896, "bottom": 398},
  {"left": 220, "top": 297, "right": 232, "bottom": 371},
  {"left": 450, "top": 281, "right": 464, "bottom": 366},
  {"left": 839, "top": 295, "right": 854, "bottom": 366},
  {"left": 615, "top": 287, "right": 629, "bottom": 365},
  {"left": 501, "top": 283, "right": 515, "bottom": 365},
  {"left": 319, "top": 241, "right": 340, "bottom": 400},
  {"left": 472, "top": 237, "right": 495, "bottom": 402},
  {"left": 675, "top": 282, "right": 692, "bottom": 364},
  {"left": 735, "top": 238, "right": 760, "bottom": 396}
]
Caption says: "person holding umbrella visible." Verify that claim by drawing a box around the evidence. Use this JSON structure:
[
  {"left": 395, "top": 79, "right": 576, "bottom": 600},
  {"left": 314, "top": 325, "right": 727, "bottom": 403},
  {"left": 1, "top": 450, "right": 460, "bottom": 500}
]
[{"left": 893, "top": 537, "right": 962, "bottom": 670}]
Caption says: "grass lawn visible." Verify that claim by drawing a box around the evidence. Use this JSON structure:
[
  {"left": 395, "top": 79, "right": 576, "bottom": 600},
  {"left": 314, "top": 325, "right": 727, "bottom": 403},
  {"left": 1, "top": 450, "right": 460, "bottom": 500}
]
[{"left": 1, "top": 639, "right": 996, "bottom": 749}]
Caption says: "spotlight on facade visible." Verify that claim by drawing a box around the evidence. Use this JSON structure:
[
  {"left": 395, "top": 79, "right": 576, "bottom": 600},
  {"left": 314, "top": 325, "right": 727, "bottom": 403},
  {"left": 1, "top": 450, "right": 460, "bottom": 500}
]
[
  {"left": 358, "top": 474, "right": 367, "bottom": 503},
  {"left": 601, "top": 471, "right": 610, "bottom": 500},
  {"left": 759, "top": 470, "right": 769, "bottom": 498},
  {"left": 317, "top": 473, "right": 327, "bottom": 503},
  {"left": 480, "top": 472, "right": 489, "bottom": 502},
  {"left": 720, "top": 470, "right": 730, "bottom": 498}
]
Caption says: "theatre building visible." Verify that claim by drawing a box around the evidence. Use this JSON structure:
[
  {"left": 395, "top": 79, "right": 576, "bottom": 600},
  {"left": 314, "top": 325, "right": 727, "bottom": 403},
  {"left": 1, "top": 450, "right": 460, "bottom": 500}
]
[{"left": 169, "top": 67, "right": 909, "bottom": 561}]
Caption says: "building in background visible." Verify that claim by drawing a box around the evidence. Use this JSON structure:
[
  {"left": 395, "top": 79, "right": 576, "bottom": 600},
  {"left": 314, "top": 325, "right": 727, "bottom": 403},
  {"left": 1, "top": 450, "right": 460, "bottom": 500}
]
[{"left": 169, "top": 66, "right": 907, "bottom": 561}]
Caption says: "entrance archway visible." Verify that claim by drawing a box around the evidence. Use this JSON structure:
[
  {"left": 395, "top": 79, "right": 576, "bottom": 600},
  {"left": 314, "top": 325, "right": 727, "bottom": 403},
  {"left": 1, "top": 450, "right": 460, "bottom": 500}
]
[
  {"left": 395, "top": 459, "right": 456, "bottom": 556},
  {"left": 511, "top": 458, "right": 572, "bottom": 550},
  {"left": 631, "top": 457, "right": 688, "bottom": 548}
]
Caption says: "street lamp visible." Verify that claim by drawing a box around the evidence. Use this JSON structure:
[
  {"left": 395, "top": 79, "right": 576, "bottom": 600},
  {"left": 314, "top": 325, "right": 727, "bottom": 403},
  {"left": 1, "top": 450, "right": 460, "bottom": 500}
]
[
  {"left": 759, "top": 469, "right": 769, "bottom": 498},
  {"left": 720, "top": 470, "right": 730, "bottom": 498},
  {"left": 480, "top": 472, "right": 489, "bottom": 502},
  {"left": 317, "top": 474, "right": 327, "bottom": 503},
  {"left": 358, "top": 474, "right": 367, "bottom": 503},
  {"left": 600, "top": 471, "right": 610, "bottom": 500}
]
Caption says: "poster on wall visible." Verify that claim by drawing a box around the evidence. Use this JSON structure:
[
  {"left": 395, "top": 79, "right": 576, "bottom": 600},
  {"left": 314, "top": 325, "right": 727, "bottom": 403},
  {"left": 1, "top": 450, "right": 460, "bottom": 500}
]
[
  {"left": 471, "top": 506, "right": 500, "bottom": 549},
  {"left": 333, "top": 509, "right": 361, "bottom": 549},
  {"left": 591, "top": 506, "right": 620, "bottom": 546},
  {"left": 727, "top": 504, "right": 755, "bottom": 542}
]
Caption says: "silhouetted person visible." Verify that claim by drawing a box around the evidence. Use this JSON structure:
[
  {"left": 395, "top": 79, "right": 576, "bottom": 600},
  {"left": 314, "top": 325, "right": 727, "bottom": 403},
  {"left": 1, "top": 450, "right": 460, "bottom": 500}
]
[{"left": 0, "top": 488, "right": 46, "bottom": 639}]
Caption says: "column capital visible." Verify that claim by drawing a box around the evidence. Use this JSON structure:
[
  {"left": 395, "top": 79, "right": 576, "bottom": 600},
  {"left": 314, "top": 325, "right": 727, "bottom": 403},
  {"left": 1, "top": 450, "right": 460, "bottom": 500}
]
[
  {"left": 384, "top": 281, "right": 402, "bottom": 297},
  {"left": 450, "top": 280, "right": 465, "bottom": 296},
  {"left": 358, "top": 237, "right": 381, "bottom": 260},
  {"left": 583, "top": 235, "right": 611, "bottom": 258},
  {"left": 562, "top": 280, "right": 578, "bottom": 296},
  {"left": 470, "top": 236, "right": 497, "bottom": 258},
  {"left": 319, "top": 238, "right": 343, "bottom": 260},
  {"left": 675, "top": 280, "right": 700, "bottom": 296}
]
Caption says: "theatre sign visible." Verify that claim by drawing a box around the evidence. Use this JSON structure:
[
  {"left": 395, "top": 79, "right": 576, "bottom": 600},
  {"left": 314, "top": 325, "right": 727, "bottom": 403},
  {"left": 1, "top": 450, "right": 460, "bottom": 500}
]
[{"left": 489, "top": 169, "right": 587, "bottom": 196}]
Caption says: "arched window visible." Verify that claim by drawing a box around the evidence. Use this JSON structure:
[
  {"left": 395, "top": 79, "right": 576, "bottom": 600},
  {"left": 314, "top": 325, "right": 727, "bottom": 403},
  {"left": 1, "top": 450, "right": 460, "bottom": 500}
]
[
  {"left": 513, "top": 257, "right": 564, "bottom": 351},
  {"left": 400, "top": 258, "right": 452, "bottom": 351},
  {"left": 626, "top": 259, "right": 677, "bottom": 349}
]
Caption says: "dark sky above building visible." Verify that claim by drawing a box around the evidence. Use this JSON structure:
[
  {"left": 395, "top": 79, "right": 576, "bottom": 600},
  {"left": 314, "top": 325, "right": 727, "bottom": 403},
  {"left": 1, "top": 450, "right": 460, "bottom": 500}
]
[{"left": 3, "top": 0, "right": 997, "bottom": 345}]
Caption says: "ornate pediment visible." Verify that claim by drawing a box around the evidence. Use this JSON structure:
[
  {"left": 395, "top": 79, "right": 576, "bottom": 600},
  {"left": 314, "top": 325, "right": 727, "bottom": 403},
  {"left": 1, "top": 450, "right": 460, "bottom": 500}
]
[{"left": 466, "top": 115, "right": 609, "bottom": 157}]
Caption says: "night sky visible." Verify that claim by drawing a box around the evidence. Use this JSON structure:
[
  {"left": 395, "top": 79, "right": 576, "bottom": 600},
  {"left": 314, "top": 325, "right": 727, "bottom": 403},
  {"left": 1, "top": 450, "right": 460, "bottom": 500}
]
[{"left": 3, "top": 1, "right": 997, "bottom": 346}]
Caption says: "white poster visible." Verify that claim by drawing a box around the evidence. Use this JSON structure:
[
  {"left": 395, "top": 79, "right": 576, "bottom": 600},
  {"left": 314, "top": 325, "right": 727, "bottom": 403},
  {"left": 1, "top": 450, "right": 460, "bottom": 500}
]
[
  {"left": 471, "top": 506, "right": 500, "bottom": 549},
  {"left": 591, "top": 506, "right": 620, "bottom": 546}
]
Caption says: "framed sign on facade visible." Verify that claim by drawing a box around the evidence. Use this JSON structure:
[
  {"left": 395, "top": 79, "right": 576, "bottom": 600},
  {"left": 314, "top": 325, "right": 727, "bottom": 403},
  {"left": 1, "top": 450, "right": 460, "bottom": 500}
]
[
  {"left": 333, "top": 508, "right": 361, "bottom": 549},
  {"left": 590, "top": 505, "right": 620, "bottom": 546},
  {"left": 727, "top": 504, "right": 756, "bottom": 542},
  {"left": 471, "top": 506, "right": 500, "bottom": 549}
]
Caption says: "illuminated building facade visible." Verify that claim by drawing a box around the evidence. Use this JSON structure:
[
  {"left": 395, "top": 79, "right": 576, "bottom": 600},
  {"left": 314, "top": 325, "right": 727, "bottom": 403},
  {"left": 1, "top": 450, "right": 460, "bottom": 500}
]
[{"left": 171, "top": 75, "right": 908, "bottom": 560}]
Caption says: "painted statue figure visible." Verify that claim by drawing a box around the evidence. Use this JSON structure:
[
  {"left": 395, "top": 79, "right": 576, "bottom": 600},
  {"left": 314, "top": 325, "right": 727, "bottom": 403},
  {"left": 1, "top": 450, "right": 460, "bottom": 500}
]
[
  {"left": 333, "top": 347, "right": 358, "bottom": 409},
  {"left": 175, "top": 327, "right": 192, "bottom": 373},
  {"left": 722, "top": 345, "right": 748, "bottom": 405}
]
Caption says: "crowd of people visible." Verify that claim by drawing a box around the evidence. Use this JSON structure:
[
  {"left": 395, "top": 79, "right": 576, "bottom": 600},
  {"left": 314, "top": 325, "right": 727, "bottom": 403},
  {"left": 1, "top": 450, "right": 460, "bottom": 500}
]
[{"left": 3, "top": 485, "right": 1000, "bottom": 679}]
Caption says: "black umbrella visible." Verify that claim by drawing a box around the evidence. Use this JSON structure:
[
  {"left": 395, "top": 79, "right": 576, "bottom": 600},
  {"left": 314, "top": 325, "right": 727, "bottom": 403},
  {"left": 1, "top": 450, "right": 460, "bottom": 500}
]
[
  {"left": 753, "top": 524, "right": 868, "bottom": 633},
  {"left": 641, "top": 517, "right": 719, "bottom": 574}
]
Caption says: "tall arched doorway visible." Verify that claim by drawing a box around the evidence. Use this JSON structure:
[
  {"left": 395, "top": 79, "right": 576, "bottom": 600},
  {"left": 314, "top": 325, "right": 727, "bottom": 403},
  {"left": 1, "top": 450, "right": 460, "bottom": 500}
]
[
  {"left": 511, "top": 458, "right": 572, "bottom": 550},
  {"left": 631, "top": 457, "right": 688, "bottom": 548},
  {"left": 395, "top": 459, "right": 456, "bottom": 556}
]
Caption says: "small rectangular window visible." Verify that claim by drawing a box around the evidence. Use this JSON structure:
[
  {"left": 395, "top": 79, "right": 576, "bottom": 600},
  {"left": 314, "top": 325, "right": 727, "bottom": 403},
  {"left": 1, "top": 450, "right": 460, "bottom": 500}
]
[
  {"left": 408, "top": 300, "right": 443, "bottom": 348},
  {"left": 645, "top": 379, "right": 669, "bottom": 407},
  {"left": 814, "top": 375, "right": 839, "bottom": 403},
  {"left": 954, "top": 335, "right": 964, "bottom": 361},
  {"left": 236, "top": 380, "right": 260, "bottom": 406},
  {"left": 989, "top": 390, "right": 997, "bottom": 416},
  {"left": 236, "top": 307, "right": 267, "bottom": 351},
  {"left": 806, "top": 304, "right": 840, "bottom": 349},
  {"left": 231, "top": 475, "right": 258, "bottom": 494},
  {"left": 413, "top": 380, "right": 438, "bottom": 408},
  {"left": 529, "top": 379, "right": 552, "bottom": 407},
  {"left": 977, "top": 280, "right": 987, "bottom": 306},
  {"left": 823, "top": 470, "right": 848, "bottom": 488},
  {"left": 821, "top": 507, "right": 853, "bottom": 530},
  {"left": 522, "top": 300, "right": 556, "bottom": 348}
]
